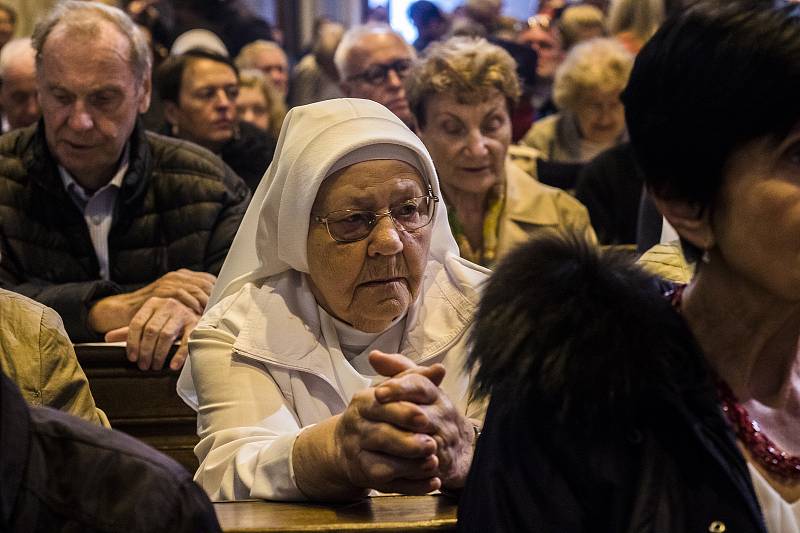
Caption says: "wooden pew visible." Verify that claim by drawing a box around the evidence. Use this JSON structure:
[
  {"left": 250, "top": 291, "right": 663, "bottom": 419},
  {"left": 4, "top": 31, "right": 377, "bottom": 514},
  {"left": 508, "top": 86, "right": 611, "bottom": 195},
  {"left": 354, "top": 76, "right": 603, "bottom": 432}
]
[
  {"left": 213, "top": 495, "right": 458, "bottom": 532},
  {"left": 74, "top": 343, "right": 199, "bottom": 473}
]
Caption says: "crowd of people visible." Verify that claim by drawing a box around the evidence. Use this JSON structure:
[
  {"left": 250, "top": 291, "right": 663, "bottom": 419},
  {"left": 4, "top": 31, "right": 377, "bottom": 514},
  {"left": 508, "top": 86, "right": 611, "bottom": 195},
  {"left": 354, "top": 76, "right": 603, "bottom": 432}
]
[{"left": 0, "top": 0, "right": 798, "bottom": 532}]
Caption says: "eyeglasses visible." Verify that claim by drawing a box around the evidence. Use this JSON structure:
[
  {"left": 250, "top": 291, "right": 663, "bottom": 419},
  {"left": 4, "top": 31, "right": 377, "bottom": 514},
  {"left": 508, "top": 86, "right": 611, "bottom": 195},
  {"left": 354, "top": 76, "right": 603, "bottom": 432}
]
[
  {"left": 313, "top": 192, "right": 439, "bottom": 243},
  {"left": 347, "top": 59, "right": 413, "bottom": 86}
]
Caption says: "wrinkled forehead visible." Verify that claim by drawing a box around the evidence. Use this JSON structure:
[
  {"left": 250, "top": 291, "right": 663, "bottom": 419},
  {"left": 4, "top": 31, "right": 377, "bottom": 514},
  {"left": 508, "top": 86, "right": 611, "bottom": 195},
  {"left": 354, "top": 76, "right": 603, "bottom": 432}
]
[
  {"left": 312, "top": 143, "right": 429, "bottom": 209},
  {"left": 313, "top": 159, "right": 426, "bottom": 210}
]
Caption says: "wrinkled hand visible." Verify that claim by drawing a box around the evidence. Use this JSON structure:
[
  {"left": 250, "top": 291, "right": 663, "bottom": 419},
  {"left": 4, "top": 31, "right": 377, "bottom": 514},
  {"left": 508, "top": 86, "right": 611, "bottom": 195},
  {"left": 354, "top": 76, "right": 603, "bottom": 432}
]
[
  {"left": 88, "top": 269, "right": 215, "bottom": 335},
  {"left": 370, "top": 350, "right": 475, "bottom": 489},
  {"left": 135, "top": 269, "right": 216, "bottom": 316},
  {"left": 104, "top": 296, "right": 198, "bottom": 371},
  {"left": 328, "top": 352, "right": 444, "bottom": 494}
]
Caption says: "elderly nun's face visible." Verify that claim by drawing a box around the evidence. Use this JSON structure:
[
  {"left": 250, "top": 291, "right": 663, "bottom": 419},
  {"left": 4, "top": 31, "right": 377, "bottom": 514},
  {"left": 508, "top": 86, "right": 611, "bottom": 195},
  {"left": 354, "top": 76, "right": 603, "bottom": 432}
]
[{"left": 307, "top": 159, "right": 433, "bottom": 333}]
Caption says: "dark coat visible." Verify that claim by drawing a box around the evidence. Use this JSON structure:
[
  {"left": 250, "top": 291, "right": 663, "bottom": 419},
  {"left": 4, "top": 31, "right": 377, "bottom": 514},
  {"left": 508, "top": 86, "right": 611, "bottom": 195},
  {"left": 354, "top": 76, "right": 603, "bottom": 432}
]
[
  {"left": 0, "top": 373, "right": 222, "bottom": 533},
  {"left": 0, "top": 122, "right": 250, "bottom": 341},
  {"left": 575, "top": 143, "right": 645, "bottom": 246},
  {"left": 459, "top": 237, "right": 767, "bottom": 533}
]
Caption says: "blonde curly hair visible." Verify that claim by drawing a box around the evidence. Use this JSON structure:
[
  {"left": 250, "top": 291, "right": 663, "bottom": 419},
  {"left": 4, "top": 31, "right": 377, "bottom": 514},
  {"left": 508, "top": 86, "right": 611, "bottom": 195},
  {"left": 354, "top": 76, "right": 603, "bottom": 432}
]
[
  {"left": 406, "top": 36, "right": 521, "bottom": 128},
  {"left": 238, "top": 69, "right": 286, "bottom": 140},
  {"left": 553, "top": 37, "right": 633, "bottom": 111}
]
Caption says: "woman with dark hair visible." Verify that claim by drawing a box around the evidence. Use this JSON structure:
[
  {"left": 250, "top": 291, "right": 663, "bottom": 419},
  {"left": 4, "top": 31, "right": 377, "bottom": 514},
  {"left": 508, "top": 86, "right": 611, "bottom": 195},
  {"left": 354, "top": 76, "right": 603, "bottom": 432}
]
[{"left": 459, "top": 1, "right": 800, "bottom": 531}]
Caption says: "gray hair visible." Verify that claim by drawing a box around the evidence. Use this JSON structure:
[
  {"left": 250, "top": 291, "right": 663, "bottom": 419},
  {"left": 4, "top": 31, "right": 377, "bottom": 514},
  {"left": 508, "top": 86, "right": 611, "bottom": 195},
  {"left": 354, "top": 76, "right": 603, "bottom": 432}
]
[
  {"left": 608, "top": 0, "right": 665, "bottom": 42},
  {"left": 333, "top": 23, "right": 416, "bottom": 81},
  {"left": 0, "top": 38, "right": 34, "bottom": 79},
  {"left": 235, "top": 40, "right": 287, "bottom": 70},
  {"left": 553, "top": 37, "right": 633, "bottom": 111},
  {"left": 32, "top": 0, "right": 152, "bottom": 82}
]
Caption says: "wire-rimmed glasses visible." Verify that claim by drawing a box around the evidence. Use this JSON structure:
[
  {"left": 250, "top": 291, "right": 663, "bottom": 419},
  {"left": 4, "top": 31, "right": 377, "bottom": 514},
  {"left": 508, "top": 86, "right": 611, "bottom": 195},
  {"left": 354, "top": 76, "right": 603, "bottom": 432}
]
[{"left": 313, "top": 192, "right": 439, "bottom": 243}]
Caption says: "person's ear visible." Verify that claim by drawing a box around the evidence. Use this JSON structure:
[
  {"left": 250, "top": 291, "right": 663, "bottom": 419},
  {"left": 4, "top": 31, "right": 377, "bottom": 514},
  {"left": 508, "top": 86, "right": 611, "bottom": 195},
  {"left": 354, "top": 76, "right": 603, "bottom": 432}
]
[
  {"left": 652, "top": 194, "right": 714, "bottom": 250},
  {"left": 138, "top": 72, "right": 152, "bottom": 114},
  {"left": 162, "top": 100, "right": 180, "bottom": 127}
]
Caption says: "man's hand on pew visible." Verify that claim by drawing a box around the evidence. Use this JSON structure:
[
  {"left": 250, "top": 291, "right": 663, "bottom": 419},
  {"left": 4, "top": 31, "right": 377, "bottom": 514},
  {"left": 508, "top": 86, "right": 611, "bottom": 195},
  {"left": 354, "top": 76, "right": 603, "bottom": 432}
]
[
  {"left": 104, "top": 296, "right": 198, "bottom": 371},
  {"left": 87, "top": 269, "right": 215, "bottom": 334}
]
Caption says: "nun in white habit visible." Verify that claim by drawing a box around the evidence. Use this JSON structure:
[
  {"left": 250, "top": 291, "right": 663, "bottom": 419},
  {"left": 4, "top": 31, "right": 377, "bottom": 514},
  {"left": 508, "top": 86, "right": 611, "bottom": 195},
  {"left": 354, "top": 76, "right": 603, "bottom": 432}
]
[{"left": 177, "top": 98, "right": 488, "bottom": 502}]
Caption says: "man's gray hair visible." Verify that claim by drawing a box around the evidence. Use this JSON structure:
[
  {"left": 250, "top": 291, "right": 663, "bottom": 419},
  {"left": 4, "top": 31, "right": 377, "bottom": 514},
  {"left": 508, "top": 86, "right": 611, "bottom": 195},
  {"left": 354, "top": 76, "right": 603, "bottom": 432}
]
[
  {"left": 0, "top": 38, "right": 34, "bottom": 79},
  {"left": 32, "top": 0, "right": 152, "bottom": 82},
  {"left": 333, "top": 23, "right": 416, "bottom": 81},
  {"left": 235, "top": 39, "right": 287, "bottom": 70}
]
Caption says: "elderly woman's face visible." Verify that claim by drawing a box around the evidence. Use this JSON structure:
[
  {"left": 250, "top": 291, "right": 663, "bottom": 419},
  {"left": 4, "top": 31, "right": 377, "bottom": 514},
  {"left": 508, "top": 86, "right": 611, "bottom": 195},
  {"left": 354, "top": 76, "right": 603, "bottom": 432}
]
[
  {"left": 574, "top": 88, "right": 625, "bottom": 145},
  {"left": 418, "top": 90, "right": 511, "bottom": 198},
  {"left": 307, "top": 159, "right": 433, "bottom": 332}
]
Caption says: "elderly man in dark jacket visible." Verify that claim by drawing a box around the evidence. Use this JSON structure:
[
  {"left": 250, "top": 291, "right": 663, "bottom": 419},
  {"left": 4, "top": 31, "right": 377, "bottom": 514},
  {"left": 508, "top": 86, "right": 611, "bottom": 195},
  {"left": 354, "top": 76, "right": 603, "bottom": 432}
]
[{"left": 0, "top": 1, "right": 250, "bottom": 371}]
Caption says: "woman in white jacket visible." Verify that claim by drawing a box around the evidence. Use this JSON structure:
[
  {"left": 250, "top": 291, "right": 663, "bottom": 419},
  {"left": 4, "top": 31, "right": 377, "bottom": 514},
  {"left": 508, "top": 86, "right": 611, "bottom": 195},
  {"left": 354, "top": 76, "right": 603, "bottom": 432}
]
[{"left": 177, "top": 98, "right": 487, "bottom": 502}]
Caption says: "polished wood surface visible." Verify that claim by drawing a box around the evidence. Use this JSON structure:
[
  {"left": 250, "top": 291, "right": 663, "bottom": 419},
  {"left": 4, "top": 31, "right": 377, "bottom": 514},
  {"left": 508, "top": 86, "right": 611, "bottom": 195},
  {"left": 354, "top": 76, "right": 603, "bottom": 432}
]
[
  {"left": 75, "top": 343, "right": 199, "bottom": 473},
  {"left": 214, "top": 495, "right": 458, "bottom": 532}
]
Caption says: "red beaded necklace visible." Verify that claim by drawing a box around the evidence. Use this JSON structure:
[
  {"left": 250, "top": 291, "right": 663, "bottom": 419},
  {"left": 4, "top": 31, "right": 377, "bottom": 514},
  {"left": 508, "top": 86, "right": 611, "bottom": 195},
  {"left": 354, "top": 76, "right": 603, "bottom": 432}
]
[
  {"left": 669, "top": 285, "right": 800, "bottom": 484},
  {"left": 716, "top": 378, "right": 800, "bottom": 484}
]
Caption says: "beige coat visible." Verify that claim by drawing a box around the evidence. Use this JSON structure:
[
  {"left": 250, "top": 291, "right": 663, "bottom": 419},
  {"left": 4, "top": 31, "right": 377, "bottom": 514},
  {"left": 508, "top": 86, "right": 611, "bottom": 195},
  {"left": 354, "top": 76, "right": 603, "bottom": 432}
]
[
  {"left": 495, "top": 161, "right": 596, "bottom": 262},
  {"left": 637, "top": 241, "right": 694, "bottom": 284},
  {"left": 0, "top": 288, "right": 108, "bottom": 426}
]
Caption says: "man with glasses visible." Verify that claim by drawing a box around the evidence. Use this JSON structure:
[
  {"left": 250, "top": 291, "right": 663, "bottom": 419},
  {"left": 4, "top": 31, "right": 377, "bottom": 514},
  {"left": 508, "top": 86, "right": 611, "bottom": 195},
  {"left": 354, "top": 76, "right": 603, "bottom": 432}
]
[{"left": 334, "top": 24, "right": 417, "bottom": 130}]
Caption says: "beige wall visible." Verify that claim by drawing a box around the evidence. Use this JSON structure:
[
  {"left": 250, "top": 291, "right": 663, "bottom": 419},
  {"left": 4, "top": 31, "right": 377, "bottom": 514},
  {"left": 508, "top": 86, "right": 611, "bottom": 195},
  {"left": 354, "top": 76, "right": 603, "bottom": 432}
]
[{"left": 7, "top": 0, "right": 57, "bottom": 37}]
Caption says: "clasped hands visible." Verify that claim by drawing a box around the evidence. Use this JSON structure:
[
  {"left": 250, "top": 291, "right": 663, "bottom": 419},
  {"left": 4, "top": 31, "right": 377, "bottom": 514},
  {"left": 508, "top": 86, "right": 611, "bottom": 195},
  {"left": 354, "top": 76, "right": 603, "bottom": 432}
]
[
  {"left": 333, "top": 350, "right": 475, "bottom": 496},
  {"left": 87, "top": 269, "right": 216, "bottom": 371}
]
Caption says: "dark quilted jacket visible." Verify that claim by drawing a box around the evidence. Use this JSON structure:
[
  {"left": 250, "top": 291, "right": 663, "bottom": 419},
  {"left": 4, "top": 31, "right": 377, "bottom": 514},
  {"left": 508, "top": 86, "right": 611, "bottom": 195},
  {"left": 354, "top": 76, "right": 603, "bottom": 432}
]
[{"left": 0, "top": 122, "right": 250, "bottom": 341}]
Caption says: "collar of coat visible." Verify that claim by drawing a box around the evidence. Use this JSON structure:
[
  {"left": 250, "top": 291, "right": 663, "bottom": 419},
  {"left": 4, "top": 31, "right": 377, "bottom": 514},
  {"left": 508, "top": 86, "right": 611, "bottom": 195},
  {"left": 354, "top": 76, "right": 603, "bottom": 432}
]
[
  {"left": 24, "top": 118, "right": 153, "bottom": 210},
  {"left": 502, "top": 159, "right": 569, "bottom": 228},
  {"left": 231, "top": 254, "right": 487, "bottom": 376}
]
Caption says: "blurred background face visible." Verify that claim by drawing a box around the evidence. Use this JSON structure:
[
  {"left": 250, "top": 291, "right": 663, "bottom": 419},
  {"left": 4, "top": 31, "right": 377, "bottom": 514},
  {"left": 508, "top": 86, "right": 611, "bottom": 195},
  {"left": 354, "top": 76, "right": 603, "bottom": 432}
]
[
  {"left": 165, "top": 57, "right": 239, "bottom": 153},
  {"left": 518, "top": 25, "right": 564, "bottom": 79},
  {"left": 418, "top": 90, "right": 511, "bottom": 198},
  {"left": 236, "top": 84, "right": 269, "bottom": 131},
  {"left": 342, "top": 33, "right": 415, "bottom": 128},
  {"left": 574, "top": 88, "right": 625, "bottom": 144},
  {"left": 250, "top": 48, "right": 288, "bottom": 96},
  {"left": 1, "top": 53, "right": 39, "bottom": 130},
  {"left": 0, "top": 8, "right": 14, "bottom": 50}
]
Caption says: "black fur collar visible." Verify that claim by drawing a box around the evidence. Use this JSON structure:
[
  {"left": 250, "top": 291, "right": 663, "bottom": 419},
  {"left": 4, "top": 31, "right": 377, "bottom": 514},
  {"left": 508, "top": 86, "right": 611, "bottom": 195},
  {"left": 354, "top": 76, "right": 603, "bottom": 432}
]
[{"left": 468, "top": 236, "right": 710, "bottom": 428}]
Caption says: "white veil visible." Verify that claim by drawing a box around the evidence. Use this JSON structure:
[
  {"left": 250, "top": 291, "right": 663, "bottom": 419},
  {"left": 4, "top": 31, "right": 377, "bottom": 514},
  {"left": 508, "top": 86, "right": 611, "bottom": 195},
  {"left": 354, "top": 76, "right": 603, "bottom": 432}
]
[{"left": 178, "top": 98, "right": 459, "bottom": 406}]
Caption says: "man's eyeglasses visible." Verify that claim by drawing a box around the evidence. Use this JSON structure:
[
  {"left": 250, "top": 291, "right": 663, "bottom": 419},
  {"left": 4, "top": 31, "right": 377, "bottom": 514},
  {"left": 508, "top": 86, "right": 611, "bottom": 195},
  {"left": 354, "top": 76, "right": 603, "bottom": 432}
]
[
  {"left": 347, "top": 59, "right": 413, "bottom": 86},
  {"left": 314, "top": 192, "right": 438, "bottom": 243}
]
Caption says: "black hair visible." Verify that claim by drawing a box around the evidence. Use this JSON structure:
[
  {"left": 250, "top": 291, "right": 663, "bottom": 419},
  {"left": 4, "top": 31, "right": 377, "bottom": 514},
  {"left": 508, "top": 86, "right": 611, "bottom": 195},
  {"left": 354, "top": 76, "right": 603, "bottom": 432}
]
[
  {"left": 407, "top": 1, "right": 445, "bottom": 23},
  {"left": 466, "top": 235, "right": 705, "bottom": 428},
  {"left": 624, "top": 0, "right": 800, "bottom": 208},
  {"left": 155, "top": 48, "right": 239, "bottom": 103}
]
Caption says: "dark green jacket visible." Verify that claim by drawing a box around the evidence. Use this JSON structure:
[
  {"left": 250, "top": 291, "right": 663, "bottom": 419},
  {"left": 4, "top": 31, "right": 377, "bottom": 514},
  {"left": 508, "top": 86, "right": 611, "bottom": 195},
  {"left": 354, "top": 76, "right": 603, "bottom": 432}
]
[{"left": 0, "top": 122, "right": 250, "bottom": 341}]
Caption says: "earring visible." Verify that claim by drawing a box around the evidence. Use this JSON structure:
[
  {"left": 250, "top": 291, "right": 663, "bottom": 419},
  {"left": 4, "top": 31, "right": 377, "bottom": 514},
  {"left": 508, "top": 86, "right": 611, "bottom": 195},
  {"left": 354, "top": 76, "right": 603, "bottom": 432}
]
[{"left": 701, "top": 248, "right": 711, "bottom": 264}]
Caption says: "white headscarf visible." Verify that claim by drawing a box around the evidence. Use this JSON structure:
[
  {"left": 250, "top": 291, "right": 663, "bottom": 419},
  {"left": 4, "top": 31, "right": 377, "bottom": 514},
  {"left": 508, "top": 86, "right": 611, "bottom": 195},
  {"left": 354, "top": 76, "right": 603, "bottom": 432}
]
[
  {"left": 178, "top": 99, "right": 460, "bottom": 408},
  {"left": 207, "top": 97, "right": 458, "bottom": 308}
]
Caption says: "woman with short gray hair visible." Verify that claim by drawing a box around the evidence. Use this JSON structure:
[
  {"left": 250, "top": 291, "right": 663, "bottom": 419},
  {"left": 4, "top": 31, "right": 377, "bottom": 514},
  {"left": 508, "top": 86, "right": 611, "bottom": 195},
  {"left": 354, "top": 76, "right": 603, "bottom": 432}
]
[
  {"left": 521, "top": 37, "right": 633, "bottom": 163},
  {"left": 407, "top": 37, "right": 595, "bottom": 267}
]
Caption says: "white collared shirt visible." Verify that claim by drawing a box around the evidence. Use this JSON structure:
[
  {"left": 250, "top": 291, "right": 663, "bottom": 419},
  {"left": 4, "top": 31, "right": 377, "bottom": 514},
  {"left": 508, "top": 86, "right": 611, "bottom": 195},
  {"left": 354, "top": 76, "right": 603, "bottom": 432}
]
[{"left": 59, "top": 146, "right": 130, "bottom": 281}]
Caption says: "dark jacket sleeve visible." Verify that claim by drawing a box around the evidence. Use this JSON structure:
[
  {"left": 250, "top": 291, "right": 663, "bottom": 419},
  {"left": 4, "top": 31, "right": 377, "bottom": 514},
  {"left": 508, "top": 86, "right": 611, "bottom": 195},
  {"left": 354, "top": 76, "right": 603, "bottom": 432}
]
[
  {"left": 167, "top": 479, "right": 223, "bottom": 533},
  {"left": 0, "top": 256, "right": 121, "bottom": 342},
  {"left": 203, "top": 164, "right": 250, "bottom": 275}
]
